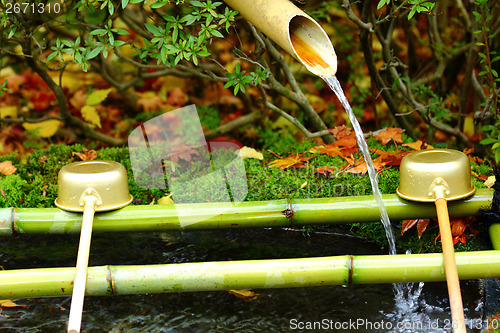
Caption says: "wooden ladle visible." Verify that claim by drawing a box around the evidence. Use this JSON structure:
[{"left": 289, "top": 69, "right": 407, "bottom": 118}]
[
  {"left": 55, "top": 161, "right": 133, "bottom": 333},
  {"left": 397, "top": 149, "right": 475, "bottom": 333}
]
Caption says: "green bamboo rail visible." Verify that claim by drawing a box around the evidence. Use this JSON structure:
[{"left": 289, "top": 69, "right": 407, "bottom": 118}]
[
  {"left": 490, "top": 223, "right": 500, "bottom": 250},
  {"left": 1, "top": 251, "right": 499, "bottom": 299},
  {"left": 0, "top": 189, "right": 493, "bottom": 235}
]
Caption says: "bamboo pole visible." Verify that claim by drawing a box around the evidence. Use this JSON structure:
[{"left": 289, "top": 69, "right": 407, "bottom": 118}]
[
  {"left": 0, "top": 189, "right": 492, "bottom": 236},
  {"left": 1, "top": 251, "right": 499, "bottom": 299},
  {"left": 435, "top": 198, "right": 465, "bottom": 333},
  {"left": 67, "top": 195, "right": 98, "bottom": 333},
  {"left": 223, "top": 0, "right": 337, "bottom": 77},
  {"left": 490, "top": 223, "right": 500, "bottom": 250}
]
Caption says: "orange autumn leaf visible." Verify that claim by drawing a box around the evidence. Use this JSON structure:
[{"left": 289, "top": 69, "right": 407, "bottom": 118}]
[
  {"left": 227, "top": 289, "right": 260, "bottom": 302},
  {"left": 434, "top": 217, "right": 476, "bottom": 246},
  {"left": 167, "top": 144, "right": 200, "bottom": 163},
  {"left": 0, "top": 299, "right": 28, "bottom": 308},
  {"left": 371, "top": 149, "right": 410, "bottom": 166},
  {"left": 329, "top": 125, "right": 352, "bottom": 140},
  {"left": 137, "top": 94, "right": 164, "bottom": 112},
  {"left": 374, "top": 127, "right": 405, "bottom": 145},
  {"left": 402, "top": 140, "right": 434, "bottom": 150},
  {"left": 338, "top": 156, "right": 386, "bottom": 176},
  {"left": 72, "top": 148, "right": 97, "bottom": 161},
  {"left": 315, "top": 166, "right": 336, "bottom": 177},
  {"left": 463, "top": 148, "right": 484, "bottom": 163},
  {"left": 268, "top": 154, "right": 313, "bottom": 170},
  {"left": 334, "top": 134, "right": 357, "bottom": 148},
  {"left": 315, "top": 144, "right": 343, "bottom": 158},
  {"left": 0, "top": 161, "right": 16, "bottom": 176}
]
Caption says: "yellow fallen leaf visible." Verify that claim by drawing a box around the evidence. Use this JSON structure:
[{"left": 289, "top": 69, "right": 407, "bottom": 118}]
[
  {"left": 22, "top": 120, "right": 62, "bottom": 138},
  {"left": 87, "top": 88, "right": 113, "bottom": 106},
  {"left": 301, "top": 181, "right": 307, "bottom": 188},
  {"left": 0, "top": 161, "right": 16, "bottom": 176},
  {"left": 485, "top": 176, "right": 496, "bottom": 188},
  {"left": 81, "top": 105, "right": 102, "bottom": 128},
  {"left": 0, "top": 299, "right": 28, "bottom": 308},
  {"left": 239, "top": 146, "right": 263, "bottom": 160},
  {"left": 158, "top": 193, "right": 174, "bottom": 205},
  {"left": 0, "top": 106, "right": 18, "bottom": 118},
  {"left": 227, "top": 289, "right": 260, "bottom": 302}
]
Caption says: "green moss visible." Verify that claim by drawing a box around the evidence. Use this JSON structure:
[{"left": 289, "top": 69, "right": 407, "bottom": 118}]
[{"left": 0, "top": 139, "right": 492, "bottom": 254}]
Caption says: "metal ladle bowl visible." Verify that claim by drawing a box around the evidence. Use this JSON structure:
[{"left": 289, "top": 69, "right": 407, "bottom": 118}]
[
  {"left": 55, "top": 160, "right": 132, "bottom": 212},
  {"left": 397, "top": 149, "right": 475, "bottom": 202},
  {"left": 396, "top": 149, "right": 475, "bottom": 333},
  {"left": 55, "top": 160, "right": 132, "bottom": 333}
]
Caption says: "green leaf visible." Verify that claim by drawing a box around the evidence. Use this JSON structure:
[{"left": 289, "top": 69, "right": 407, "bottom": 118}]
[
  {"left": 46, "top": 51, "right": 59, "bottom": 62},
  {"left": 86, "top": 47, "right": 101, "bottom": 60},
  {"left": 150, "top": 0, "right": 168, "bottom": 9},
  {"left": 211, "top": 30, "right": 223, "bottom": 38},
  {"left": 145, "top": 23, "right": 160, "bottom": 35},
  {"left": 190, "top": 0, "right": 204, "bottom": 7},
  {"left": 122, "top": 0, "right": 129, "bottom": 8},
  {"left": 480, "top": 138, "right": 497, "bottom": 145}
]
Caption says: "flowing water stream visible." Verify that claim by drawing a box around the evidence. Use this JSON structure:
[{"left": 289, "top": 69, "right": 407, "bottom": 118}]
[
  {"left": 324, "top": 76, "right": 397, "bottom": 256},
  {"left": 324, "top": 75, "right": 449, "bottom": 329}
]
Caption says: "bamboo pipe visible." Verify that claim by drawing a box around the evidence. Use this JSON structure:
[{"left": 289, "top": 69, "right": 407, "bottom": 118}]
[
  {"left": 0, "top": 190, "right": 492, "bottom": 236},
  {"left": 1, "top": 251, "right": 499, "bottom": 299},
  {"left": 223, "top": 0, "right": 337, "bottom": 77},
  {"left": 435, "top": 198, "right": 465, "bottom": 333},
  {"left": 490, "top": 223, "right": 500, "bottom": 250},
  {"left": 67, "top": 194, "right": 98, "bottom": 333}
]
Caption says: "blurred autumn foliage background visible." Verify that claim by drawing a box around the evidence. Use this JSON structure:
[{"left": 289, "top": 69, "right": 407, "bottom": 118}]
[{"left": 0, "top": 0, "right": 499, "bottom": 161}]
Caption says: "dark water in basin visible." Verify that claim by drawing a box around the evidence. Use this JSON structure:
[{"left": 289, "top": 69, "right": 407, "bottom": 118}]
[{"left": 0, "top": 227, "right": 485, "bottom": 332}]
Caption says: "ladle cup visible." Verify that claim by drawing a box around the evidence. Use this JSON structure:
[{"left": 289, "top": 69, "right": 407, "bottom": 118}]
[
  {"left": 55, "top": 161, "right": 133, "bottom": 333},
  {"left": 397, "top": 149, "right": 475, "bottom": 333}
]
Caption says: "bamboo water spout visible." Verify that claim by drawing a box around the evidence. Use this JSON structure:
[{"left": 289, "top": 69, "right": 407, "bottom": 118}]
[{"left": 223, "top": 0, "right": 337, "bottom": 77}]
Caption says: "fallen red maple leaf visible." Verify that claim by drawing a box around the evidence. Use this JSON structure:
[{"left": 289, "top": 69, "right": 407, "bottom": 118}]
[
  {"left": 374, "top": 127, "right": 405, "bottom": 145},
  {"left": 72, "top": 148, "right": 97, "bottom": 161},
  {"left": 434, "top": 217, "right": 478, "bottom": 246},
  {"left": 268, "top": 154, "right": 314, "bottom": 170},
  {"left": 315, "top": 166, "right": 337, "bottom": 177},
  {"left": 329, "top": 125, "right": 352, "bottom": 140},
  {"left": 401, "top": 218, "right": 430, "bottom": 238},
  {"left": 337, "top": 156, "right": 387, "bottom": 176},
  {"left": 371, "top": 148, "right": 410, "bottom": 166},
  {"left": 402, "top": 140, "right": 434, "bottom": 150}
]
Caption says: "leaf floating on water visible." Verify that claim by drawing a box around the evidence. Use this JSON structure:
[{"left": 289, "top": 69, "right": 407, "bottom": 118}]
[
  {"left": 0, "top": 161, "right": 16, "bottom": 176},
  {"left": 227, "top": 289, "right": 260, "bottom": 302},
  {"left": 0, "top": 299, "right": 28, "bottom": 308}
]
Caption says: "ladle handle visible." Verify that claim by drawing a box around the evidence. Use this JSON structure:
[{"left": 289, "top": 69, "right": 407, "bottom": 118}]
[
  {"left": 67, "top": 199, "right": 97, "bottom": 333},
  {"left": 435, "top": 198, "right": 466, "bottom": 333}
]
